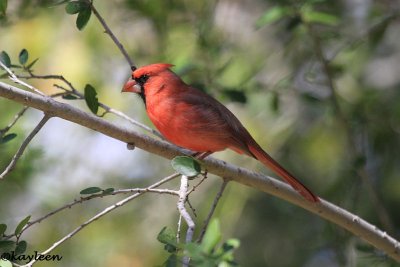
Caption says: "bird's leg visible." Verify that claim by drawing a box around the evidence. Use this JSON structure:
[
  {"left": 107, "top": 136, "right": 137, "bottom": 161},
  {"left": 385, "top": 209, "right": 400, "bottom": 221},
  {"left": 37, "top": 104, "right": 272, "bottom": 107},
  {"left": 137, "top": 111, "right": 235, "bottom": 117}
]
[
  {"left": 192, "top": 151, "right": 213, "bottom": 177},
  {"left": 194, "top": 151, "right": 213, "bottom": 160}
]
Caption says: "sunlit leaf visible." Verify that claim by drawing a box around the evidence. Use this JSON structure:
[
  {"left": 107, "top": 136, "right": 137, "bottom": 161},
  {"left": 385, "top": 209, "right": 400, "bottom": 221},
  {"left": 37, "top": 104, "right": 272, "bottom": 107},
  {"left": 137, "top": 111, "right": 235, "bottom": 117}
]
[
  {"left": 76, "top": 6, "right": 91, "bottom": 30},
  {"left": 302, "top": 10, "right": 339, "bottom": 26},
  {"left": 157, "top": 227, "right": 177, "bottom": 246},
  {"left": 201, "top": 219, "right": 221, "bottom": 254},
  {"left": 0, "top": 0, "right": 7, "bottom": 17},
  {"left": 0, "top": 259, "right": 12, "bottom": 267},
  {"left": 171, "top": 156, "right": 201, "bottom": 177},
  {"left": 18, "top": 49, "right": 29, "bottom": 65},
  {"left": 0, "top": 51, "right": 11, "bottom": 67},
  {"left": 80, "top": 187, "right": 102, "bottom": 195},
  {"left": 256, "top": 6, "right": 290, "bottom": 28},
  {"left": 84, "top": 84, "right": 99, "bottom": 115},
  {"left": 14, "top": 215, "right": 30, "bottom": 236}
]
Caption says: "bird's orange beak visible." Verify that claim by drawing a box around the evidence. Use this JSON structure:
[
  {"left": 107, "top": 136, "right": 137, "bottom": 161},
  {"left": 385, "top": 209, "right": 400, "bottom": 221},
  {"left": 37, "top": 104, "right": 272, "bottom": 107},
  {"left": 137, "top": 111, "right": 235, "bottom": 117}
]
[{"left": 122, "top": 77, "right": 141, "bottom": 93}]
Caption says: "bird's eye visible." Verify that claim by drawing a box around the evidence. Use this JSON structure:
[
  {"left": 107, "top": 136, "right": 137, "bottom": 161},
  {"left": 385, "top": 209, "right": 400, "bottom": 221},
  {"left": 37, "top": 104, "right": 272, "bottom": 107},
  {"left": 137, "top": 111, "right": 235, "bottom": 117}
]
[{"left": 135, "top": 74, "right": 149, "bottom": 85}]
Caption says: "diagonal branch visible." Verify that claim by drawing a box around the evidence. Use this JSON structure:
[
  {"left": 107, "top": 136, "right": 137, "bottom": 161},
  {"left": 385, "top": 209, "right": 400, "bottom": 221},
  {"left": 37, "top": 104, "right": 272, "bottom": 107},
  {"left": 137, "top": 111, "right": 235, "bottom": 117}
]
[
  {"left": 17, "top": 172, "right": 179, "bottom": 267},
  {"left": 197, "top": 179, "right": 228, "bottom": 242},
  {"left": 86, "top": 0, "right": 135, "bottom": 67},
  {"left": 0, "top": 106, "right": 29, "bottom": 136},
  {"left": 0, "top": 113, "right": 51, "bottom": 179},
  {"left": 4, "top": 180, "right": 179, "bottom": 239},
  {"left": 0, "top": 82, "right": 399, "bottom": 262}
]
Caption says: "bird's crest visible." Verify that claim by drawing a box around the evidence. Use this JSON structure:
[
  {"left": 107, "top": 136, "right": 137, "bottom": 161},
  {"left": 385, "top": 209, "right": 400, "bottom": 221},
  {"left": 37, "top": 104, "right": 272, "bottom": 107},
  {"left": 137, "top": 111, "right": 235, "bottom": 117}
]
[{"left": 133, "top": 63, "right": 174, "bottom": 79}]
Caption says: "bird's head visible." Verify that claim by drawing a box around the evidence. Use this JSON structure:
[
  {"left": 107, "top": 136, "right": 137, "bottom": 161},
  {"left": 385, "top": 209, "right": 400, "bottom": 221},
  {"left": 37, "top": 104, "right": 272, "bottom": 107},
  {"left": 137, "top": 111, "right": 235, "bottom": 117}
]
[{"left": 122, "top": 63, "right": 174, "bottom": 96}]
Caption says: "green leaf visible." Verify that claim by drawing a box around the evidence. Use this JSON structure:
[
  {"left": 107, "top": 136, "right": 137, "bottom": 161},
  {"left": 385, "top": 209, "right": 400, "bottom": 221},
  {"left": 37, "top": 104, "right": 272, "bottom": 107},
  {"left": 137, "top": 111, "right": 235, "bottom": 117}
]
[
  {"left": 301, "top": 92, "right": 322, "bottom": 103},
  {"left": 26, "top": 58, "right": 39, "bottom": 70},
  {"left": 164, "top": 254, "right": 178, "bottom": 267},
  {"left": 18, "top": 49, "right": 28, "bottom": 65},
  {"left": 185, "top": 242, "right": 204, "bottom": 261},
  {"left": 80, "top": 187, "right": 102, "bottom": 195},
  {"left": 222, "top": 239, "right": 240, "bottom": 252},
  {"left": 0, "top": 0, "right": 7, "bottom": 17},
  {"left": 271, "top": 92, "right": 279, "bottom": 112},
  {"left": 201, "top": 219, "right": 222, "bottom": 254},
  {"left": 157, "top": 227, "right": 180, "bottom": 253},
  {"left": 14, "top": 215, "right": 30, "bottom": 236},
  {"left": 62, "top": 94, "right": 79, "bottom": 100},
  {"left": 0, "top": 51, "right": 11, "bottom": 68},
  {"left": 302, "top": 10, "right": 338, "bottom": 26},
  {"left": 0, "top": 133, "right": 17, "bottom": 144},
  {"left": 65, "top": 1, "right": 89, "bottom": 14},
  {"left": 0, "top": 259, "right": 13, "bottom": 267},
  {"left": 0, "top": 240, "right": 14, "bottom": 249},
  {"left": 256, "top": 6, "right": 290, "bottom": 28},
  {"left": 368, "top": 17, "right": 392, "bottom": 47},
  {"left": 221, "top": 89, "right": 247, "bottom": 103},
  {"left": 84, "top": 84, "right": 99, "bottom": 115},
  {"left": 15, "top": 240, "right": 27, "bottom": 255},
  {"left": 76, "top": 6, "right": 92, "bottom": 30},
  {"left": 157, "top": 226, "right": 176, "bottom": 244},
  {"left": 0, "top": 224, "right": 7, "bottom": 236},
  {"left": 171, "top": 156, "right": 201, "bottom": 177},
  {"left": 102, "top": 188, "right": 114, "bottom": 195}
]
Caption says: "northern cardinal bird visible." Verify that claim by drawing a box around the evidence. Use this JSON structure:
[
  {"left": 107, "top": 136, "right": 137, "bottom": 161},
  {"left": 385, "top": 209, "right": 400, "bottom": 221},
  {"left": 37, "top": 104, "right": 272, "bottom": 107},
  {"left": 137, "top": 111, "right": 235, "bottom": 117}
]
[{"left": 122, "top": 63, "right": 319, "bottom": 202}]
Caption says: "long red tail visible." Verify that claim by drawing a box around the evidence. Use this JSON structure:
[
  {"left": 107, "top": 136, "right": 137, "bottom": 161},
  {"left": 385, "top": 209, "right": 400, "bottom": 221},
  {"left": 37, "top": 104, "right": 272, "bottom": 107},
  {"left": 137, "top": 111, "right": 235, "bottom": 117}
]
[{"left": 248, "top": 143, "right": 319, "bottom": 202}]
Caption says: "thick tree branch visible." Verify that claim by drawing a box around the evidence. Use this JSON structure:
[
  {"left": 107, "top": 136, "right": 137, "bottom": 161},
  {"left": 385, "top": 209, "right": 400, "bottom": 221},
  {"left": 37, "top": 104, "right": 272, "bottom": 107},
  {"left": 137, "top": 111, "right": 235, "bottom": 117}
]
[{"left": 0, "top": 82, "right": 399, "bottom": 262}]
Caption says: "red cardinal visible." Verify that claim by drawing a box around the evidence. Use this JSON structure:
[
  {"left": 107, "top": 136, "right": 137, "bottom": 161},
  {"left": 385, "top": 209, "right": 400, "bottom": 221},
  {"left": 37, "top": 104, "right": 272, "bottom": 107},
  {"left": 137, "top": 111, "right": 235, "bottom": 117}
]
[{"left": 122, "top": 63, "right": 319, "bottom": 202}]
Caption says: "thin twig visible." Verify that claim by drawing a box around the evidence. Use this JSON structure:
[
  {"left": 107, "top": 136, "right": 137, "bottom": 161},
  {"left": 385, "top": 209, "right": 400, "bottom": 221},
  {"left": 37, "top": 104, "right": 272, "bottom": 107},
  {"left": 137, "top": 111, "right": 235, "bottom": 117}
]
[
  {"left": 187, "top": 173, "right": 208, "bottom": 196},
  {"left": 86, "top": 0, "right": 135, "bottom": 67},
  {"left": 4, "top": 184, "right": 179, "bottom": 239},
  {"left": 177, "top": 175, "right": 195, "bottom": 267},
  {"left": 186, "top": 199, "right": 197, "bottom": 218},
  {"left": 0, "top": 114, "right": 51, "bottom": 179},
  {"left": 197, "top": 180, "right": 228, "bottom": 242},
  {"left": 17, "top": 173, "right": 180, "bottom": 267},
  {"left": 0, "top": 106, "right": 29, "bottom": 137},
  {"left": 0, "top": 62, "right": 45, "bottom": 96}
]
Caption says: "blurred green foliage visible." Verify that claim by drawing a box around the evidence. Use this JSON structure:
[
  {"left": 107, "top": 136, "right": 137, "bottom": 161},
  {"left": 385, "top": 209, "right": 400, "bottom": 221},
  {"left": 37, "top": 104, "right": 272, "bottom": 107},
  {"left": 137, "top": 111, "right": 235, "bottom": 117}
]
[{"left": 1, "top": 0, "right": 400, "bottom": 266}]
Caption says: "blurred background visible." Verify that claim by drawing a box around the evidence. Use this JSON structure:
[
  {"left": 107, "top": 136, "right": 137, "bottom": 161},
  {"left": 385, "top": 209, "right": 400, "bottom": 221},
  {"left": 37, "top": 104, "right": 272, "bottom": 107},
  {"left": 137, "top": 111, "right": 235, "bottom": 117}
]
[{"left": 1, "top": 0, "right": 400, "bottom": 266}]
